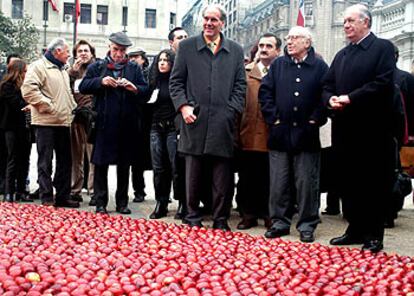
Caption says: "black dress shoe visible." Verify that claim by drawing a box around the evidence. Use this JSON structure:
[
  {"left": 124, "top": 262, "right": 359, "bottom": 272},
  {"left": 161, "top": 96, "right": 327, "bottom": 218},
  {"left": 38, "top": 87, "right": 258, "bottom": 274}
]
[
  {"left": 54, "top": 199, "right": 80, "bottom": 208},
  {"left": 132, "top": 193, "right": 145, "bottom": 203},
  {"left": 96, "top": 206, "right": 108, "bottom": 214},
  {"left": 322, "top": 209, "right": 340, "bottom": 215},
  {"left": 70, "top": 194, "right": 83, "bottom": 202},
  {"left": 362, "top": 240, "right": 383, "bottom": 253},
  {"left": 174, "top": 201, "right": 187, "bottom": 220},
  {"left": 188, "top": 220, "right": 203, "bottom": 228},
  {"left": 4, "top": 194, "right": 14, "bottom": 202},
  {"left": 213, "top": 220, "right": 231, "bottom": 231},
  {"left": 41, "top": 199, "right": 54, "bottom": 206},
  {"left": 300, "top": 231, "right": 315, "bottom": 243},
  {"left": 237, "top": 218, "right": 258, "bottom": 230},
  {"left": 116, "top": 207, "right": 131, "bottom": 214},
  {"left": 384, "top": 219, "right": 395, "bottom": 228},
  {"left": 149, "top": 201, "right": 168, "bottom": 219},
  {"left": 89, "top": 195, "right": 97, "bottom": 206},
  {"left": 29, "top": 189, "right": 40, "bottom": 200},
  {"left": 16, "top": 193, "right": 33, "bottom": 202},
  {"left": 329, "top": 234, "right": 364, "bottom": 245},
  {"left": 264, "top": 227, "right": 290, "bottom": 238}
]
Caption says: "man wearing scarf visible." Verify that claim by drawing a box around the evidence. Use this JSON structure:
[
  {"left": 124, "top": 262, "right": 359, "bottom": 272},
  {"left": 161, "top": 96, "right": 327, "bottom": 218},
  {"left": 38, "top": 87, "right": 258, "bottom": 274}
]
[
  {"left": 22, "top": 37, "right": 79, "bottom": 208},
  {"left": 79, "top": 32, "right": 148, "bottom": 214}
]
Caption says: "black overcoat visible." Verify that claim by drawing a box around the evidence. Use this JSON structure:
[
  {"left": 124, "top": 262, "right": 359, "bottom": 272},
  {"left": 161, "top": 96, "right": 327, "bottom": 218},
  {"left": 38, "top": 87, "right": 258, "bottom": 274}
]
[
  {"left": 259, "top": 47, "right": 328, "bottom": 153},
  {"left": 79, "top": 60, "right": 148, "bottom": 165},
  {"left": 169, "top": 33, "right": 246, "bottom": 158},
  {"left": 322, "top": 33, "right": 395, "bottom": 238}
]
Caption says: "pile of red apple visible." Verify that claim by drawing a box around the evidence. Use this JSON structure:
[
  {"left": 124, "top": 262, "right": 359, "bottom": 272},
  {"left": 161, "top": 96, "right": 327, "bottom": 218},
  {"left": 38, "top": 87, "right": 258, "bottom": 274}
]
[{"left": 0, "top": 203, "right": 413, "bottom": 296}]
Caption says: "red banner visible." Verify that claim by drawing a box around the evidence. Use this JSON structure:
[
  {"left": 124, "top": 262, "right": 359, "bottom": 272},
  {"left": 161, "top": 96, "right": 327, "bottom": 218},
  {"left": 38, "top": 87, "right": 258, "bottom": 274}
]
[{"left": 48, "top": 0, "right": 59, "bottom": 12}]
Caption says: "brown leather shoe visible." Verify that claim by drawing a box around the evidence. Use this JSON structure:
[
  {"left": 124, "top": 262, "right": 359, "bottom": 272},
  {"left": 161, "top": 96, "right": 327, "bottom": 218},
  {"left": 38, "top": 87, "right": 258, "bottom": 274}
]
[
  {"left": 264, "top": 218, "right": 272, "bottom": 229},
  {"left": 237, "top": 218, "right": 258, "bottom": 230}
]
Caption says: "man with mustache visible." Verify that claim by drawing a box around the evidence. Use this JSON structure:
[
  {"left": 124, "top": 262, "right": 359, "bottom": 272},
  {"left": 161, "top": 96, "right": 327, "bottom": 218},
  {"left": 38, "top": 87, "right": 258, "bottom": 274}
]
[{"left": 237, "top": 33, "right": 282, "bottom": 230}]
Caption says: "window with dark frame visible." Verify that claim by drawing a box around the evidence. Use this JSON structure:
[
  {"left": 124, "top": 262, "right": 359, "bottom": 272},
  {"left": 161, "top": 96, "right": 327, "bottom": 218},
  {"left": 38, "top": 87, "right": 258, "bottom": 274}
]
[
  {"left": 12, "top": 0, "right": 24, "bottom": 19},
  {"left": 80, "top": 4, "right": 91, "bottom": 24},
  {"left": 97, "top": 5, "right": 108, "bottom": 25},
  {"left": 63, "top": 2, "right": 75, "bottom": 22},
  {"left": 145, "top": 9, "right": 156, "bottom": 28}
]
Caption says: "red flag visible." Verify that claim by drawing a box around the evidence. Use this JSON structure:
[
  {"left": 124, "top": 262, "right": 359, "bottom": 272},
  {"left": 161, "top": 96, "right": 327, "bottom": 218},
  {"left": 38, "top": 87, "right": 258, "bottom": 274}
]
[
  {"left": 296, "top": 0, "right": 305, "bottom": 27},
  {"left": 75, "top": 0, "right": 80, "bottom": 19},
  {"left": 48, "top": 0, "right": 59, "bottom": 12}
]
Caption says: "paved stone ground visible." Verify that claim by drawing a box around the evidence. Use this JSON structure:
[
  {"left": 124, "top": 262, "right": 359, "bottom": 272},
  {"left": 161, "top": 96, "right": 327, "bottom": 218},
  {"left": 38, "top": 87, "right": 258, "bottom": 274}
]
[{"left": 27, "top": 148, "right": 414, "bottom": 257}]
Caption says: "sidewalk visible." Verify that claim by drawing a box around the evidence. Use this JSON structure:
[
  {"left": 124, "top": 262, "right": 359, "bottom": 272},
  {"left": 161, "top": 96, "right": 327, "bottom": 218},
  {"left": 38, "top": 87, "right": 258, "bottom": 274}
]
[{"left": 27, "top": 155, "right": 414, "bottom": 257}]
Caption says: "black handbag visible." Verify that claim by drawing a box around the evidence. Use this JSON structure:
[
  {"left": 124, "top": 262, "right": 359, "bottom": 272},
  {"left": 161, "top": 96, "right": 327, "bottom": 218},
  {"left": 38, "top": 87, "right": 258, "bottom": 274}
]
[{"left": 392, "top": 137, "right": 413, "bottom": 211}]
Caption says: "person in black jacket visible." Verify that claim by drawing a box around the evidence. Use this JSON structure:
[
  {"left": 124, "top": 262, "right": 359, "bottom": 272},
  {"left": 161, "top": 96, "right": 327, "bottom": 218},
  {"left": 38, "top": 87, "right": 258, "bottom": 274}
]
[
  {"left": 146, "top": 49, "right": 178, "bottom": 219},
  {"left": 0, "top": 59, "right": 33, "bottom": 202},
  {"left": 259, "top": 26, "right": 328, "bottom": 243},
  {"left": 79, "top": 32, "right": 148, "bottom": 214},
  {"left": 323, "top": 4, "right": 395, "bottom": 252}
]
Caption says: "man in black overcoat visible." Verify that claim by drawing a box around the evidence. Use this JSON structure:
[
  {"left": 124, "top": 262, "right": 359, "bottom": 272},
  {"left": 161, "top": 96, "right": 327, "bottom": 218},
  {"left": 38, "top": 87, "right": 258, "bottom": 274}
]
[
  {"left": 322, "top": 4, "right": 395, "bottom": 252},
  {"left": 79, "top": 32, "right": 148, "bottom": 214},
  {"left": 169, "top": 4, "right": 246, "bottom": 230}
]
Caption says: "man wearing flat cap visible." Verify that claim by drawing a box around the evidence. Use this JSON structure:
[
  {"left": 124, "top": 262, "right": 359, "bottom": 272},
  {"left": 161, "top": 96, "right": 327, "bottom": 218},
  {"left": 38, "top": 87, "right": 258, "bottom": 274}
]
[{"left": 79, "top": 32, "right": 148, "bottom": 214}]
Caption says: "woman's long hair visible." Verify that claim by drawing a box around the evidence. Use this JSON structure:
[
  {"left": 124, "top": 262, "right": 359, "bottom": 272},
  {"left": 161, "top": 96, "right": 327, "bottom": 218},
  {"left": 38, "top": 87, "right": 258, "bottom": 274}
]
[
  {"left": 148, "top": 49, "right": 175, "bottom": 90},
  {"left": 0, "top": 59, "right": 27, "bottom": 90}
]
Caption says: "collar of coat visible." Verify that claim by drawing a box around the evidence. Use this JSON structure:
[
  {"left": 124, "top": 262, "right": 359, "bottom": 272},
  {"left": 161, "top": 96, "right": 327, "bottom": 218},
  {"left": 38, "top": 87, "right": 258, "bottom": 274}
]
[
  {"left": 196, "top": 32, "right": 230, "bottom": 53},
  {"left": 42, "top": 56, "right": 68, "bottom": 71},
  {"left": 283, "top": 46, "right": 318, "bottom": 66},
  {"left": 246, "top": 62, "right": 264, "bottom": 81},
  {"left": 348, "top": 32, "right": 376, "bottom": 51}
]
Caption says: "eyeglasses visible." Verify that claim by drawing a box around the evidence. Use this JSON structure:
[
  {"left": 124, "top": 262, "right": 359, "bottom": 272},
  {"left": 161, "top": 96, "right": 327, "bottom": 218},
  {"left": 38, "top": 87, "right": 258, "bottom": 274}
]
[{"left": 284, "top": 35, "right": 305, "bottom": 41}]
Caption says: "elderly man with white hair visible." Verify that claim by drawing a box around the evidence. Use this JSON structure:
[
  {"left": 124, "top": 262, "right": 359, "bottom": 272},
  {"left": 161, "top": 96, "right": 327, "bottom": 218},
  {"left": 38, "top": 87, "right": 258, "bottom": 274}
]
[
  {"left": 259, "top": 26, "right": 328, "bottom": 243},
  {"left": 22, "top": 37, "right": 79, "bottom": 208}
]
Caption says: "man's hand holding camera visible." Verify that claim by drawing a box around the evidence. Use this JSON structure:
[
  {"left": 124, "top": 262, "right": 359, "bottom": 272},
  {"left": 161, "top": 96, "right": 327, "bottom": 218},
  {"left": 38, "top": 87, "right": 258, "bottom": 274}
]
[{"left": 101, "top": 76, "right": 138, "bottom": 94}]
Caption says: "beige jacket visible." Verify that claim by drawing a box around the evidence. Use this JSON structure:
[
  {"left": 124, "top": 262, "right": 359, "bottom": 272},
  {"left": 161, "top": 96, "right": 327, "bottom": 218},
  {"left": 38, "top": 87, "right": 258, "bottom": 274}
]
[{"left": 21, "top": 57, "right": 76, "bottom": 127}]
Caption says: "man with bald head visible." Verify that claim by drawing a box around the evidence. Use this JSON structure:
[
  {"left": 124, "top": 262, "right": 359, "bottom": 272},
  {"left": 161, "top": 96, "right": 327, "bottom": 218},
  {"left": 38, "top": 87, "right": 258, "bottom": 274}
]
[
  {"left": 323, "top": 4, "right": 395, "bottom": 252},
  {"left": 259, "top": 26, "right": 328, "bottom": 243}
]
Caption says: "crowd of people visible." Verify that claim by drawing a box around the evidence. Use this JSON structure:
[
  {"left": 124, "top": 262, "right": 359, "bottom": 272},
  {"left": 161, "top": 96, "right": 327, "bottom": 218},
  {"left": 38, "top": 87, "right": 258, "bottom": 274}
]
[{"left": 1, "top": 3, "right": 414, "bottom": 253}]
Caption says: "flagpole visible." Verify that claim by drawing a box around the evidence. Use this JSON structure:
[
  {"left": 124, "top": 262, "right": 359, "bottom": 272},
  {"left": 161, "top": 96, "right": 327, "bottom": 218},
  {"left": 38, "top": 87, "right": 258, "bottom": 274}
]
[{"left": 73, "top": 0, "right": 77, "bottom": 47}]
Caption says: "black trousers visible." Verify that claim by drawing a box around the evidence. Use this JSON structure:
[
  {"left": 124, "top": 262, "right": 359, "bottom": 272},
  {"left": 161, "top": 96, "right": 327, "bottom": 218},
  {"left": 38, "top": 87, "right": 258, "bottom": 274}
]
[
  {"left": 320, "top": 147, "right": 341, "bottom": 212},
  {"left": 4, "top": 129, "right": 31, "bottom": 195},
  {"left": 237, "top": 151, "right": 269, "bottom": 219},
  {"left": 185, "top": 155, "right": 233, "bottom": 223},
  {"left": 94, "top": 164, "right": 130, "bottom": 208},
  {"left": 0, "top": 130, "right": 6, "bottom": 194},
  {"left": 35, "top": 126, "right": 71, "bottom": 202},
  {"left": 131, "top": 164, "right": 146, "bottom": 196}
]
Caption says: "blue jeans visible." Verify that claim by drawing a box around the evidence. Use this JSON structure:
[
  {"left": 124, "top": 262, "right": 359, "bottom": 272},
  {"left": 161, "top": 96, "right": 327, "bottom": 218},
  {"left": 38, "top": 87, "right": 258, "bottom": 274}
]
[{"left": 150, "top": 121, "right": 178, "bottom": 202}]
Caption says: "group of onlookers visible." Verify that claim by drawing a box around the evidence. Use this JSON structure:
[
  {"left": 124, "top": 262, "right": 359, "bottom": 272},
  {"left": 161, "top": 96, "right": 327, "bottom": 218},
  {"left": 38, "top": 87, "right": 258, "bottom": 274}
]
[{"left": 1, "top": 3, "right": 414, "bottom": 253}]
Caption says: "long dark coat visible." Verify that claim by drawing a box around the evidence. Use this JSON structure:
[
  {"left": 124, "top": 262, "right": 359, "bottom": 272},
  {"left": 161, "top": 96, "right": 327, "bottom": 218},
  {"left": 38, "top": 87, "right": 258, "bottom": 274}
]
[
  {"left": 79, "top": 60, "right": 148, "bottom": 165},
  {"left": 169, "top": 33, "right": 246, "bottom": 158},
  {"left": 322, "top": 33, "right": 395, "bottom": 239},
  {"left": 259, "top": 47, "right": 328, "bottom": 153}
]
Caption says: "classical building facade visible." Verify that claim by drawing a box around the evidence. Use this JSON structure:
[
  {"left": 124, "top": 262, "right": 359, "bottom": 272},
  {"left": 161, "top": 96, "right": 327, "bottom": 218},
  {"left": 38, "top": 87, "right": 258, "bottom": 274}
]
[
  {"left": 182, "top": 0, "right": 413, "bottom": 69},
  {"left": 0, "top": 0, "right": 182, "bottom": 57},
  {"left": 372, "top": 0, "right": 414, "bottom": 71}
]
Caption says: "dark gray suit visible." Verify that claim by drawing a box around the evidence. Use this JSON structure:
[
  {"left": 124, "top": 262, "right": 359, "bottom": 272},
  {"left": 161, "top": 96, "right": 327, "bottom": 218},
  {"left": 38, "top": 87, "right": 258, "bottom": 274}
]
[{"left": 170, "top": 33, "right": 246, "bottom": 223}]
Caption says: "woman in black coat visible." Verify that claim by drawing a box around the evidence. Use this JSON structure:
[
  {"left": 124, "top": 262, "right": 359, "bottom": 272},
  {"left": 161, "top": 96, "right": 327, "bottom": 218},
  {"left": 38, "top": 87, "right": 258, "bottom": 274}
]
[
  {"left": 0, "top": 59, "right": 32, "bottom": 202},
  {"left": 147, "top": 49, "right": 178, "bottom": 219}
]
